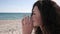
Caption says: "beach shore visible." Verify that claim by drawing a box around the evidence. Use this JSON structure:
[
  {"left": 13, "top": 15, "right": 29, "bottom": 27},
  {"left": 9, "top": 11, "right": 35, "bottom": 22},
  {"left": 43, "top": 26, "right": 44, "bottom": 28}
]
[
  {"left": 0, "top": 19, "right": 34, "bottom": 34},
  {"left": 0, "top": 19, "right": 22, "bottom": 34}
]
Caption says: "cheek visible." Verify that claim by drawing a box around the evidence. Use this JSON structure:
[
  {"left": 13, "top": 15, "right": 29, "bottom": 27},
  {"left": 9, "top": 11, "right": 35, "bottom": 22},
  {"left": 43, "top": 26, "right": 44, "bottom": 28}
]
[
  {"left": 32, "top": 15, "right": 38, "bottom": 21},
  {"left": 32, "top": 16, "right": 41, "bottom": 26},
  {"left": 32, "top": 14, "right": 40, "bottom": 22}
]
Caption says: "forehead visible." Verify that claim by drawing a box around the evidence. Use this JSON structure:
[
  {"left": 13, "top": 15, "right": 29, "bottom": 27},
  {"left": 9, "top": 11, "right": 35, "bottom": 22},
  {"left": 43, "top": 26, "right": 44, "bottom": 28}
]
[{"left": 33, "top": 6, "right": 39, "bottom": 11}]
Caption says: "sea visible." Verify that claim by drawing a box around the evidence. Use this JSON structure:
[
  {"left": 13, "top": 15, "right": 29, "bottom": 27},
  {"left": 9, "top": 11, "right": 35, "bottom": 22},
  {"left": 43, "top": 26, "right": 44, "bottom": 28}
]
[{"left": 0, "top": 13, "right": 31, "bottom": 20}]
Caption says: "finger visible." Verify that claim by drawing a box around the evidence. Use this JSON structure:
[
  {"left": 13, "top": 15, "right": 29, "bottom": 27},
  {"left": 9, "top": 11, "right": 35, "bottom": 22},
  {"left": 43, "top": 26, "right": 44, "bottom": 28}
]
[
  {"left": 24, "top": 17, "right": 28, "bottom": 25},
  {"left": 22, "top": 17, "right": 27, "bottom": 25},
  {"left": 26, "top": 16, "right": 29, "bottom": 20},
  {"left": 28, "top": 18, "right": 33, "bottom": 26},
  {"left": 27, "top": 16, "right": 31, "bottom": 25},
  {"left": 22, "top": 18, "right": 24, "bottom": 25},
  {"left": 30, "top": 17, "right": 33, "bottom": 23},
  {"left": 23, "top": 16, "right": 29, "bottom": 25},
  {"left": 24, "top": 16, "right": 31, "bottom": 26},
  {"left": 25, "top": 16, "right": 29, "bottom": 23}
]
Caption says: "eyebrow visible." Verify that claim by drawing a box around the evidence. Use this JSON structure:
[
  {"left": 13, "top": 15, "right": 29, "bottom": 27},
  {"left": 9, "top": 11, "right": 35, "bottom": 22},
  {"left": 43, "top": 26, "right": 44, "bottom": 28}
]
[{"left": 33, "top": 9, "right": 36, "bottom": 13}]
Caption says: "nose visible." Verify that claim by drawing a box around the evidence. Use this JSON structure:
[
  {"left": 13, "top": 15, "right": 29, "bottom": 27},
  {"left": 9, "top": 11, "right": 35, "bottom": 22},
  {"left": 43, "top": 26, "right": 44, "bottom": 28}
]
[{"left": 31, "top": 15, "right": 34, "bottom": 22}]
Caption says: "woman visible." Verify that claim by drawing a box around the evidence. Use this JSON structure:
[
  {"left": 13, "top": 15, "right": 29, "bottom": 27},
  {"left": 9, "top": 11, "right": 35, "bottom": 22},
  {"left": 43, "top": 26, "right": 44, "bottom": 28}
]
[{"left": 22, "top": 0, "right": 60, "bottom": 34}]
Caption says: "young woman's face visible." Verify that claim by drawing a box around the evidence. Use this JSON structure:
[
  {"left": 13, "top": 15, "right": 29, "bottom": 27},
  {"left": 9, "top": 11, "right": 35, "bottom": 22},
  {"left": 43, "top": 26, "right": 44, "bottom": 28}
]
[{"left": 32, "top": 6, "right": 42, "bottom": 27}]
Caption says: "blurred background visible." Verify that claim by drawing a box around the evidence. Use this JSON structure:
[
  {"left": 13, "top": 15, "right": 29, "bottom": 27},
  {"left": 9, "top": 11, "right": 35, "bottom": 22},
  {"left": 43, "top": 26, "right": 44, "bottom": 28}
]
[
  {"left": 0, "top": 0, "right": 60, "bottom": 34},
  {"left": 0, "top": 0, "right": 60, "bottom": 13}
]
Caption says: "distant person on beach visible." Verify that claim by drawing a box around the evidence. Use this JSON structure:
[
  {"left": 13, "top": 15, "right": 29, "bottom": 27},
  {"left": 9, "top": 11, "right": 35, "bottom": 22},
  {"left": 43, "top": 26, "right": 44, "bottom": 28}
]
[{"left": 22, "top": 0, "right": 60, "bottom": 34}]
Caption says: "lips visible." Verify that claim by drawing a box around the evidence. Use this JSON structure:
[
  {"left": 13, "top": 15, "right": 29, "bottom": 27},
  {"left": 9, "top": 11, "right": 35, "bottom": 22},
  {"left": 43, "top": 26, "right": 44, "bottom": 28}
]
[{"left": 32, "top": 19, "right": 35, "bottom": 23}]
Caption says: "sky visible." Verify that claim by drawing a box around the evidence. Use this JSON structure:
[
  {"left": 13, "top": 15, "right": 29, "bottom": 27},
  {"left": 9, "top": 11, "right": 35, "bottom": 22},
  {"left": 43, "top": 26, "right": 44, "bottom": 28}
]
[{"left": 0, "top": 0, "right": 60, "bottom": 13}]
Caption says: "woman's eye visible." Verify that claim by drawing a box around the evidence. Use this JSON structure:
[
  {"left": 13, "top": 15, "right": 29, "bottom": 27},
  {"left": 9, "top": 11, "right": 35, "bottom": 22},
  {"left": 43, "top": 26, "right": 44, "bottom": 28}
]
[{"left": 33, "top": 13, "right": 36, "bottom": 15}]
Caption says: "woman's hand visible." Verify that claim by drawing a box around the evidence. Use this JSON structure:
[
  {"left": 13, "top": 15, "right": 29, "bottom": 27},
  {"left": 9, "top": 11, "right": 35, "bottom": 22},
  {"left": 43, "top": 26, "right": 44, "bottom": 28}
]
[{"left": 22, "top": 16, "right": 33, "bottom": 34}]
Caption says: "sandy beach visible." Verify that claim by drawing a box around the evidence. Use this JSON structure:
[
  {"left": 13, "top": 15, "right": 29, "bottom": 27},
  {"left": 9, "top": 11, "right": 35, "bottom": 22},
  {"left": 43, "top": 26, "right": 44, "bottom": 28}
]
[
  {"left": 0, "top": 19, "right": 34, "bottom": 34},
  {"left": 0, "top": 19, "right": 22, "bottom": 34}
]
